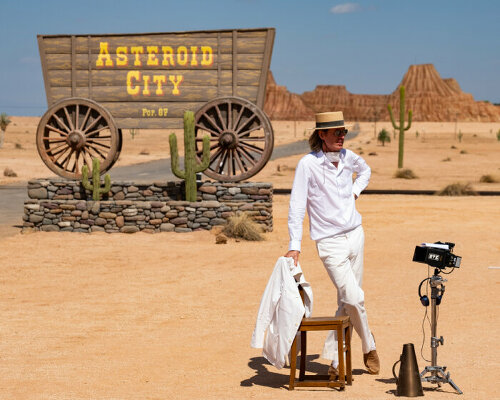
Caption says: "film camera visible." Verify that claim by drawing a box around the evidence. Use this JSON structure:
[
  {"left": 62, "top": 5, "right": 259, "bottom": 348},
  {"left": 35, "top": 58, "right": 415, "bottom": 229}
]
[{"left": 413, "top": 242, "right": 461, "bottom": 269}]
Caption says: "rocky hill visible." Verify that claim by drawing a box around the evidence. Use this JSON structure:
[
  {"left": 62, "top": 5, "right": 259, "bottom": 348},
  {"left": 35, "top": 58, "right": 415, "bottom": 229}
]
[{"left": 264, "top": 64, "right": 500, "bottom": 122}]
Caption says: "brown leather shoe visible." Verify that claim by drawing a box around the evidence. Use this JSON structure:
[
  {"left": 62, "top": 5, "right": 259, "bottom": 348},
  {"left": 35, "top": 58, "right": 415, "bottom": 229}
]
[{"left": 363, "top": 350, "right": 380, "bottom": 374}]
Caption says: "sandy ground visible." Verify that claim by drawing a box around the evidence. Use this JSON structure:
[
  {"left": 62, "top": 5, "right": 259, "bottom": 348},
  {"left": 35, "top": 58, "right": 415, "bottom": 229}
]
[
  {"left": 0, "top": 195, "right": 498, "bottom": 399},
  {"left": 0, "top": 117, "right": 499, "bottom": 399}
]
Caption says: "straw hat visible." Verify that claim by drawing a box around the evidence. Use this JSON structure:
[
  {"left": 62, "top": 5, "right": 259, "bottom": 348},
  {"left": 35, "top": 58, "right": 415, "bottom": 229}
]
[
  {"left": 308, "top": 111, "right": 351, "bottom": 151},
  {"left": 309, "top": 111, "right": 351, "bottom": 131}
]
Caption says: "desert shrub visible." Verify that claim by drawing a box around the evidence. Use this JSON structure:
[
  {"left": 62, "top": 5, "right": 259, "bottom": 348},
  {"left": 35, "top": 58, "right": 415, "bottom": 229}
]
[
  {"left": 497, "top": 130, "right": 500, "bottom": 141},
  {"left": 437, "top": 182, "right": 477, "bottom": 196},
  {"left": 450, "top": 145, "right": 457, "bottom": 149},
  {"left": 415, "top": 131, "right": 419, "bottom": 138},
  {"left": 15, "top": 143, "right": 23, "bottom": 149},
  {"left": 460, "top": 150, "right": 467, "bottom": 154},
  {"left": 394, "top": 168, "right": 418, "bottom": 179},
  {"left": 458, "top": 131, "right": 463, "bottom": 142},
  {"left": 377, "top": 129, "right": 391, "bottom": 146},
  {"left": 139, "top": 149, "right": 150, "bottom": 155},
  {"left": 3, "top": 167, "right": 17, "bottom": 177},
  {"left": 222, "top": 212, "right": 265, "bottom": 241},
  {"left": 479, "top": 175, "right": 497, "bottom": 183},
  {"left": 368, "top": 152, "right": 377, "bottom": 156},
  {"left": 442, "top": 157, "right": 452, "bottom": 162}
]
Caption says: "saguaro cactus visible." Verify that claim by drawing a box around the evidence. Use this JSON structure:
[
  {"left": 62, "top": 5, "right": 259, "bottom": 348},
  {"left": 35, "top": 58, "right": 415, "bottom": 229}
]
[
  {"left": 388, "top": 86, "right": 412, "bottom": 168},
  {"left": 82, "top": 158, "right": 111, "bottom": 201},
  {"left": 169, "top": 111, "right": 210, "bottom": 202}
]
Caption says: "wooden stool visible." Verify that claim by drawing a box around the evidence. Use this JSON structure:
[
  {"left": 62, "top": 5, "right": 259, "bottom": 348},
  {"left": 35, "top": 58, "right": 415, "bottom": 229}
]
[{"left": 289, "top": 287, "right": 352, "bottom": 390}]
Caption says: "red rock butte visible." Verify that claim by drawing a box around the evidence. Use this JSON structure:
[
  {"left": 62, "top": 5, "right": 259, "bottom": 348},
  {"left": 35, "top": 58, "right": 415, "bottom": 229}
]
[{"left": 264, "top": 64, "right": 500, "bottom": 122}]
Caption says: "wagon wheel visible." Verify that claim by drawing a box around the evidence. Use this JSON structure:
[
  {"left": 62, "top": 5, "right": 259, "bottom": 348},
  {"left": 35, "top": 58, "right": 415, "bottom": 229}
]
[
  {"left": 36, "top": 98, "right": 120, "bottom": 179},
  {"left": 194, "top": 97, "right": 274, "bottom": 182}
]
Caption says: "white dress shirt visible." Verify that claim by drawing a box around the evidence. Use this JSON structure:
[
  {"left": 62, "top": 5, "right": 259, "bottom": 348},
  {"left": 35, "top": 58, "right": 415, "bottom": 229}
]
[
  {"left": 288, "top": 149, "right": 371, "bottom": 251},
  {"left": 251, "top": 257, "right": 313, "bottom": 369}
]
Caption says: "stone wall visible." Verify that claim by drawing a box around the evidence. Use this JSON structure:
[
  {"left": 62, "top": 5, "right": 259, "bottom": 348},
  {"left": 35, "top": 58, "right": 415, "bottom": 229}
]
[{"left": 23, "top": 180, "right": 273, "bottom": 233}]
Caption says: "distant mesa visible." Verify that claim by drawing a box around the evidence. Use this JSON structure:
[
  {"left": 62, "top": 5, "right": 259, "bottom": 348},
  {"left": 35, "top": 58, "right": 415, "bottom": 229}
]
[{"left": 264, "top": 64, "right": 500, "bottom": 122}]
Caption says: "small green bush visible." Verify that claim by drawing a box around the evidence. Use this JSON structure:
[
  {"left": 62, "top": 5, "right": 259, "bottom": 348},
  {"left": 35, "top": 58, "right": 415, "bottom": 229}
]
[
  {"left": 377, "top": 129, "right": 391, "bottom": 146},
  {"left": 437, "top": 182, "right": 477, "bottom": 196},
  {"left": 394, "top": 168, "right": 418, "bottom": 179}
]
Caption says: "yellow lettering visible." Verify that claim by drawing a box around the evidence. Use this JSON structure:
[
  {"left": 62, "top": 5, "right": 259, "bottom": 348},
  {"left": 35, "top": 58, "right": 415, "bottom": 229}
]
[
  {"left": 190, "top": 46, "right": 198, "bottom": 66},
  {"left": 162, "top": 46, "right": 175, "bottom": 66},
  {"left": 147, "top": 46, "right": 159, "bottom": 66},
  {"left": 143, "top": 75, "right": 151, "bottom": 96},
  {"left": 126, "top": 71, "right": 141, "bottom": 95},
  {"left": 201, "top": 46, "right": 213, "bottom": 66},
  {"left": 116, "top": 46, "right": 128, "bottom": 66},
  {"left": 153, "top": 75, "right": 166, "bottom": 95},
  {"left": 177, "top": 46, "right": 188, "bottom": 66},
  {"left": 130, "top": 46, "right": 144, "bottom": 66},
  {"left": 96, "top": 42, "right": 113, "bottom": 67},
  {"left": 169, "top": 75, "right": 183, "bottom": 95}
]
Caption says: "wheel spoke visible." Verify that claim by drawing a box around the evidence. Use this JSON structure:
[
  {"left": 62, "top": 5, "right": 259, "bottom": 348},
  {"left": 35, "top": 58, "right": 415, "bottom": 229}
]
[
  {"left": 237, "top": 147, "right": 257, "bottom": 167},
  {"left": 233, "top": 104, "right": 246, "bottom": 132},
  {"left": 218, "top": 149, "right": 229, "bottom": 174},
  {"left": 45, "top": 124, "right": 68, "bottom": 137},
  {"left": 196, "top": 123, "right": 220, "bottom": 137},
  {"left": 233, "top": 149, "right": 246, "bottom": 173},
  {"left": 215, "top": 104, "right": 226, "bottom": 131},
  {"left": 240, "top": 141, "right": 264, "bottom": 154},
  {"left": 53, "top": 114, "right": 71, "bottom": 133},
  {"left": 235, "top": 114, "right": 257, "bottom": 135},
  {"left": 53, "top": 146, "right": 71, "bottom": 162},
  {"left": 238, "top": 125, "right": 264, "bottom": 138},
  {"left": 63, "top": 106, "right": 74, "bottom": 131},
  {"left": 75, "top": 104, "right": 79, "bottom": 133},
  {"left": 86, "top": 143, "right": 107, "bottom": 159},
  {"left": 87, "top": 140, "right": 111, "bottom": 150},
  {"left": 87, "top": 135, "right": 112, "bottom": 140},
  {"left": 80, "top": 107, "right": 91, "bottom": 131},
  {"left": 202, "top": 113, "right": 223, "bottom": 134},
  {"left": 209, "top": 147, "right": 223, "bottom": 164},
  {"left": 195, "top": 137, "right": 219, "bottom": 142},
  {"left": 238, "top": 137, "right": 266, "bottom": 141},
  {"left": 227, "top": 101, "right": 232, "bottom": 130},
  {"left": 82, "top": 115, "right": 102, "bottom": 134},
  {"left": 43, "top": 137, "right": 67, "bottom": 143},
  {"left": 81, "top": 148, "right": 93, "bottom": 170},
  {"left": 62, "top": 148, "right": 75, "bottom": 169},
  {"left": 48, "top": 142, "right": 70, "bottom": 155},
  {"left": 73, "top": 151, "right": 81, "bottom": 174}
]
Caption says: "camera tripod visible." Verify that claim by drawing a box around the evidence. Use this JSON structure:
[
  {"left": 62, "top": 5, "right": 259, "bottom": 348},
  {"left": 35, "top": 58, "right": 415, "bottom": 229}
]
[{"left": 420, "top": 269, "right": 463, "bottom": 394}]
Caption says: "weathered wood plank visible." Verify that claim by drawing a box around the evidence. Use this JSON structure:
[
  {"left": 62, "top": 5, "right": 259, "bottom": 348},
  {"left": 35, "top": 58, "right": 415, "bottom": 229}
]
[
  {"left": 50, "top": 85, "right": 258, "bottom": 103},
  {"left": 42, "top": 36, "right": 265, "bottom": 55},
  {"left": 100, "top": 102, "right": 206, "bottom": 118},
  {"left": 47, "top": 69, "right": 260, "bottom": 87},
  {"left": 114, "top": 117, "right": 184, "bottom": 129},
  {"left": 45, "top": 53, "right": 264, "bottom": 70}
]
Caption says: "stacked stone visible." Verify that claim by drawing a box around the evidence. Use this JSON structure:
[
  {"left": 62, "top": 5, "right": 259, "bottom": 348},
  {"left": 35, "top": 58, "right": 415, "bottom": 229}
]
[{"left": 23, "top": 180, "right": 273, "bottom": 234}]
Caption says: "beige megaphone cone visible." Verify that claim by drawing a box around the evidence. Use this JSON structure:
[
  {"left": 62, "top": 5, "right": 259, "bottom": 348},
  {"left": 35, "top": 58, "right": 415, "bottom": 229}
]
[{"left": 392, "top": 343, "right": 424, "bottom": 397}]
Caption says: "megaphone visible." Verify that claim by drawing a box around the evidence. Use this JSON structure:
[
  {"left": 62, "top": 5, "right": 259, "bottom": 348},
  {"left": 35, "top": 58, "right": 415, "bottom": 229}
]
[{"left": 392, "top": 343, "right": 424, "bottom": 397}]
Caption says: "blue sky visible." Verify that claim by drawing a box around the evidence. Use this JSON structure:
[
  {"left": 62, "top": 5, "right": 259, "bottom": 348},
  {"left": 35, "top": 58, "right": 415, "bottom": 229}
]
[{"left": 0, "top": 0, "right": 498, "bottom": 116}]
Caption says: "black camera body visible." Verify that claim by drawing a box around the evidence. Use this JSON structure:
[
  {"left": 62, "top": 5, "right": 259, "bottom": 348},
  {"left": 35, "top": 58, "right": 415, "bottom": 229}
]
[{"left": 413, "top": 242, "right": 461, "bottom": 269}]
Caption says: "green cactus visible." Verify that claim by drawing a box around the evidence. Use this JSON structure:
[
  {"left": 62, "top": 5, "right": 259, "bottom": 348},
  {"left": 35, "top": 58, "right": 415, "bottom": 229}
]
[
  {"left": 388, "top": 85, "right": 412, "bottom": 168},
  {"left": 169, "top": 111, "right": 210, "bottom": 202},
  {"left": 81, "top": 158, "right": 111, "bottom": 201}
]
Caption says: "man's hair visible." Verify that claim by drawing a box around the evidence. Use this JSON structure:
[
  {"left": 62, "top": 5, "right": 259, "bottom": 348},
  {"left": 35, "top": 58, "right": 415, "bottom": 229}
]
[{"left": 309, "top": 130, "right": 323, "bottom": 152}]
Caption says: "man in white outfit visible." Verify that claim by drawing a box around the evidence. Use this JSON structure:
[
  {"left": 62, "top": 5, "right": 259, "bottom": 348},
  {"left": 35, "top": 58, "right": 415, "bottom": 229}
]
[{"left": 284, "top": 111, "right": 380, "bottom": 377}]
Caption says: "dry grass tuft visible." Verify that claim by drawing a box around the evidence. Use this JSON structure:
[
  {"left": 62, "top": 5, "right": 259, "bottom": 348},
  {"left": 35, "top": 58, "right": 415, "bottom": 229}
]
[
  {"left": 222, "top": 212, "right": 265, "bottom": 241},
  {"left": 437, "top": 182, "right": 477, "bottom": 196},
  {"left": 442, "top": 157, "right": 452, "bottom": 162},
  {"left": 394, "top": 168, "right": 418, "bottom": 179},
  {"left": 479, "top": 175, "right": 498, "bottom": 183}
]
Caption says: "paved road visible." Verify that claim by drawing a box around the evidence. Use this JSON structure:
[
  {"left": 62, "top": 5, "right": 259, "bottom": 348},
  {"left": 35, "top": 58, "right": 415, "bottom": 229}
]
[{"left": 0, "top": 140, "right": 312, "bottom": 238}]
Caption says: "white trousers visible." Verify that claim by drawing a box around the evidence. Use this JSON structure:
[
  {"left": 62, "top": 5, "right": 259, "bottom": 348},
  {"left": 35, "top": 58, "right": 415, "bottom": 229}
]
[{"left": 316, "top": 225, "right": 376, "bottom": 366}]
